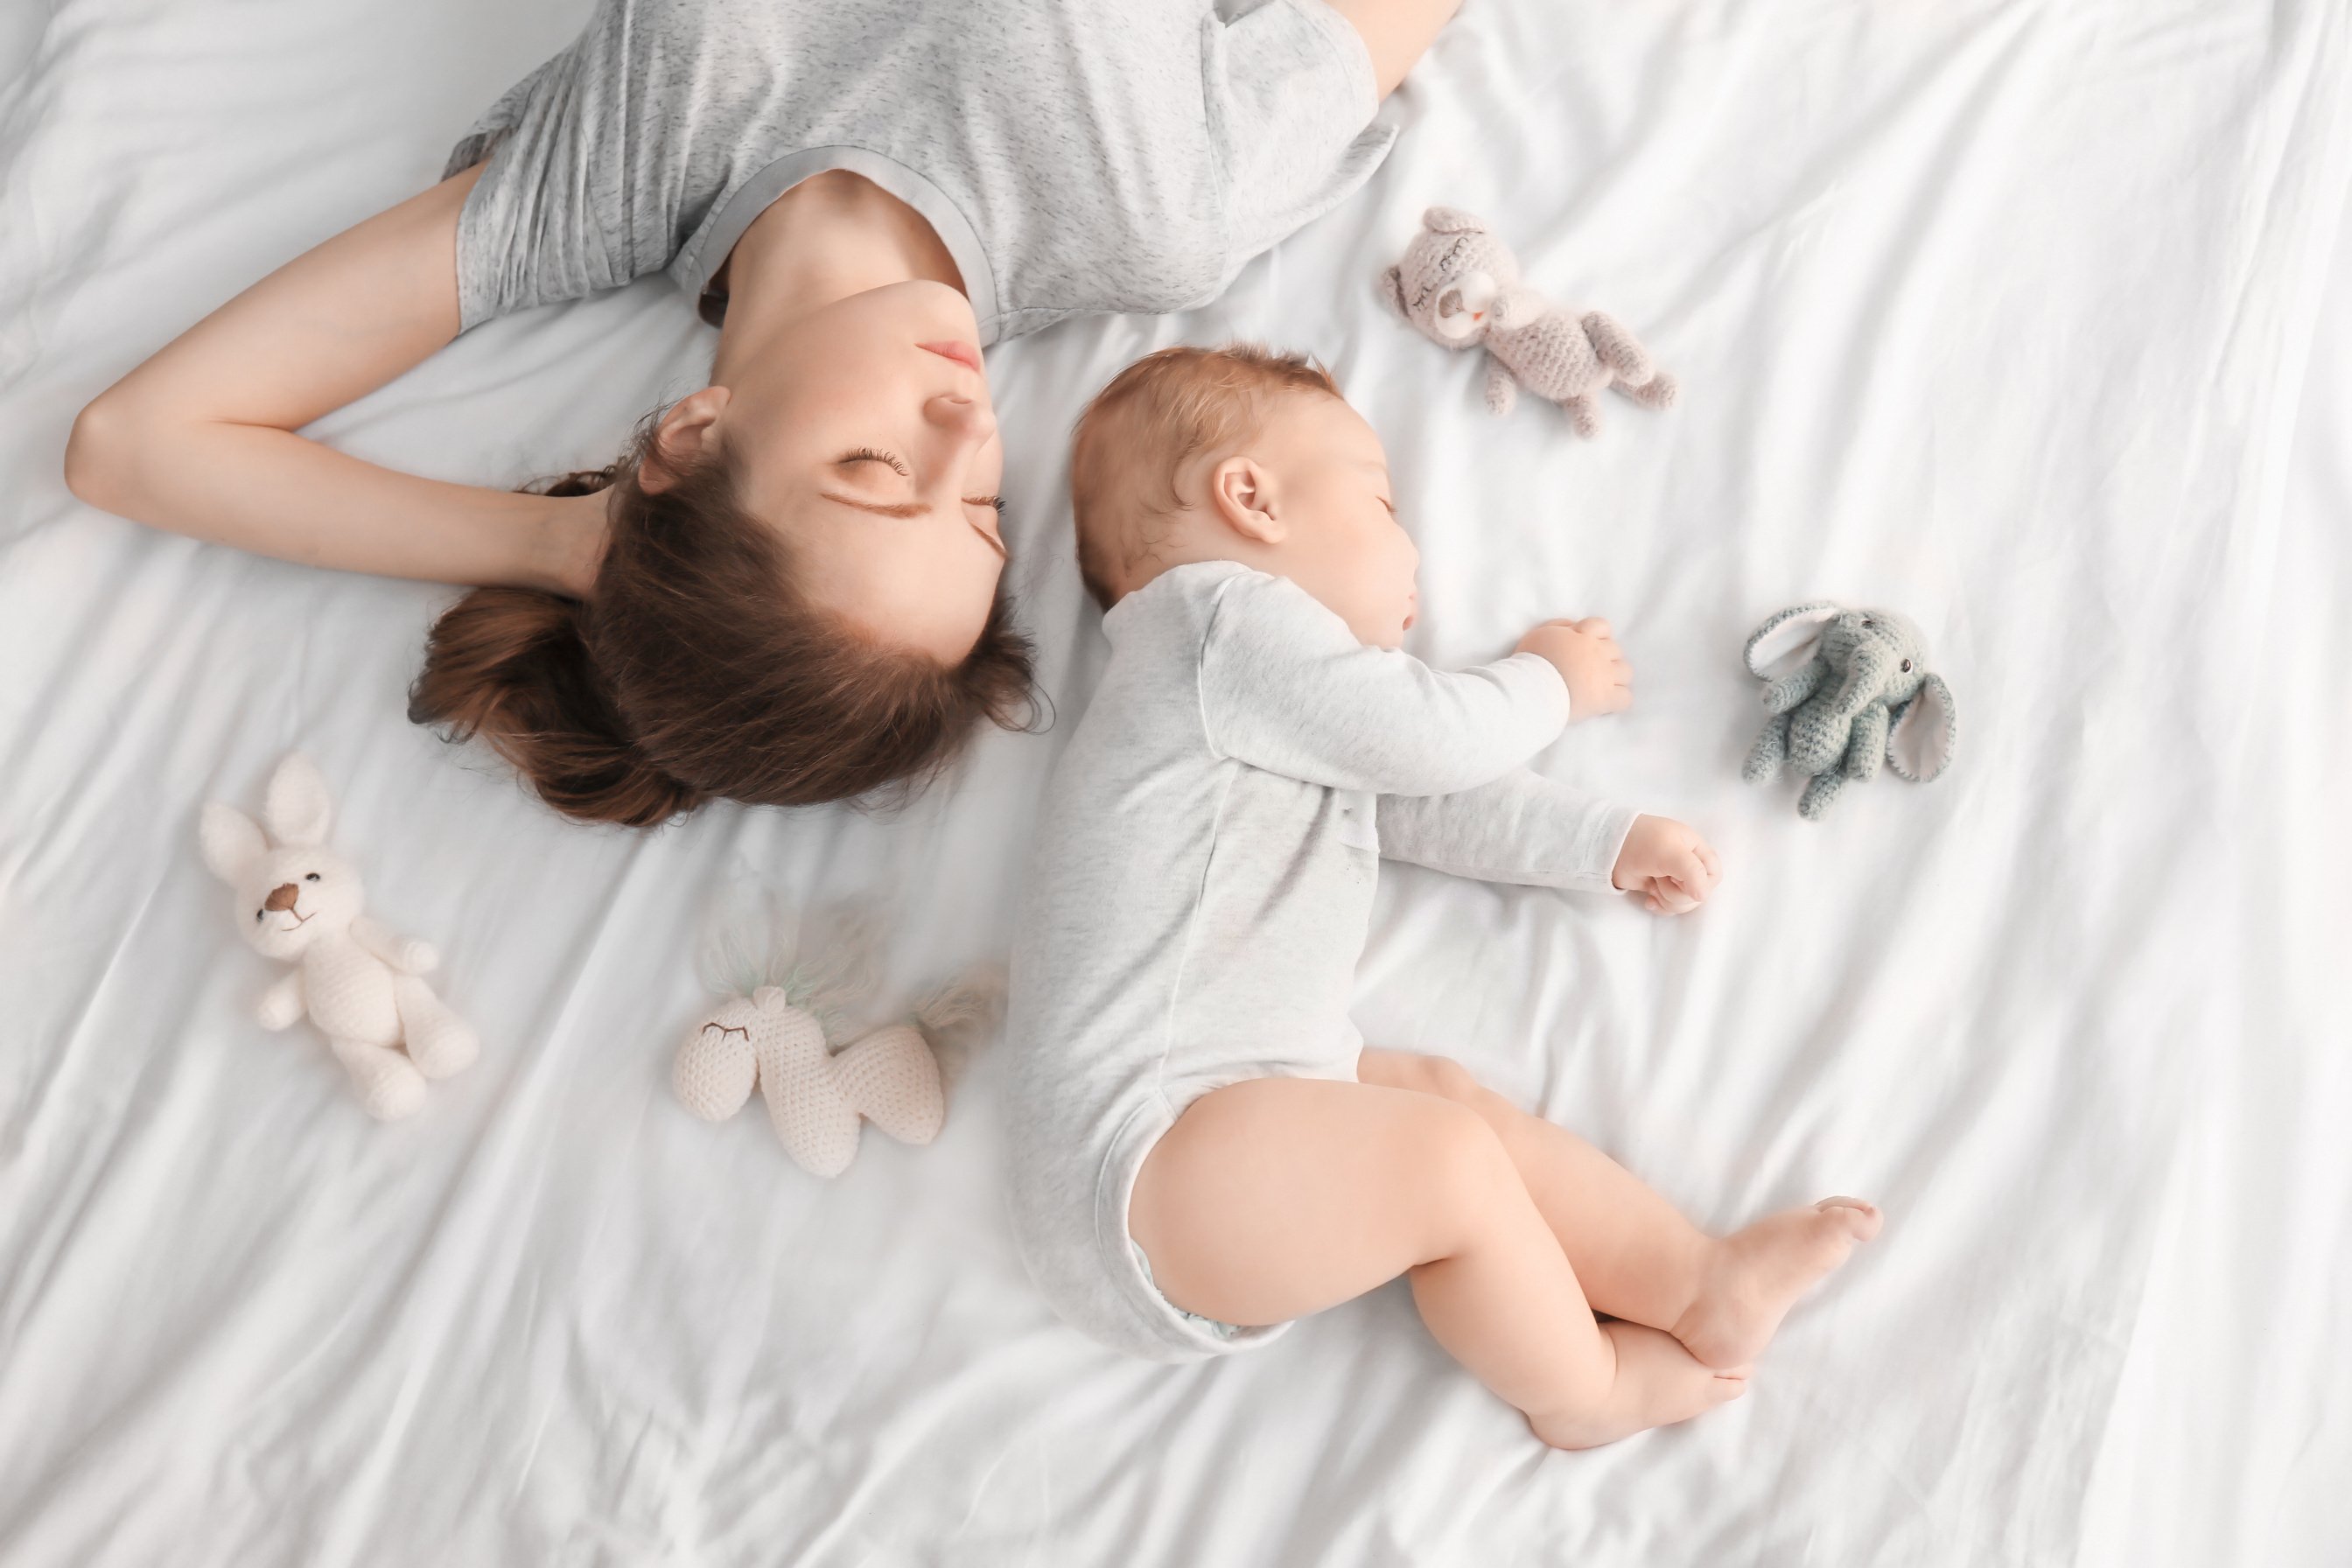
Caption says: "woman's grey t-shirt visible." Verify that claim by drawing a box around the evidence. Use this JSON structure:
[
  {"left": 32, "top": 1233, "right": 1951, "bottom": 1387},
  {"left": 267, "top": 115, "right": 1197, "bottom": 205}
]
[{"left": 442, "top": 0, "right": 1396, "bottom": 343}]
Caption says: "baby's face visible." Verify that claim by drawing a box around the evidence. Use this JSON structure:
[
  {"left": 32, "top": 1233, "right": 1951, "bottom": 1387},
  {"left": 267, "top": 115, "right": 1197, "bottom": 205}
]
[{"left": 1243, "top": 395, "right": 1422, "bottom": 648}]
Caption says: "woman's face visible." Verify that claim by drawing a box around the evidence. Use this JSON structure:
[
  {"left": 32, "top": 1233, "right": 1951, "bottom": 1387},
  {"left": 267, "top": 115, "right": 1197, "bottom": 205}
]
[{"left": 682, "top": 279, "right": 1009, "bottom": 662}]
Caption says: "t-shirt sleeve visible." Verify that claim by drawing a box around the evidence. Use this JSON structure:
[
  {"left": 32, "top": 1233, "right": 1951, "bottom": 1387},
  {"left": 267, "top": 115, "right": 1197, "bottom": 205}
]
[
  {"left": 440, "top": 39, "right": 635, "bottom": 332},
  {"left": 1375, "top": 771, "right": 1640, "bottom": 895},
  {"left": 1195, "top": 571, "right": 1572, "bottom": 796}
]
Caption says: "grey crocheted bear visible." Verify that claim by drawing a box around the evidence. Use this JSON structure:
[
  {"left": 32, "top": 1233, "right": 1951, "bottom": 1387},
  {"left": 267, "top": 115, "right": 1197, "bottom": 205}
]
[
  {"left": 1740, "top": 603, "right": 1956, "bottom": 820},
  {"left": 1380, "top": 206, "right": 1676, "bottom": 436}
]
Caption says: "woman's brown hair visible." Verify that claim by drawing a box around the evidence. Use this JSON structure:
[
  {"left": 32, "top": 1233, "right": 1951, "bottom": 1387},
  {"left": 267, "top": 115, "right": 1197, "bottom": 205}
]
[{"left": 410, "top": 408, "right": 1035, "bottom": 827}]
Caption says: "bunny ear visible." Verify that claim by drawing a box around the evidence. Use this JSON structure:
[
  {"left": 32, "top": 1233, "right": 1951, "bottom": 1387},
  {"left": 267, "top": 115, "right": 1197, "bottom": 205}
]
[
  {"left": 1745, "top": 603, "right": 1843, "bottom": 680},
  {"left": 199, "top": 802, "right": 267, "bottom": 884},
  {"left": 1887, "top": 673, "right": 1956, "bottom": 781},
  {"left": 263, "top": 753, "right": 332, "bottom": 847},
  {"left": 1422, "top": 206, "right": 1485, "bottom": 234}
]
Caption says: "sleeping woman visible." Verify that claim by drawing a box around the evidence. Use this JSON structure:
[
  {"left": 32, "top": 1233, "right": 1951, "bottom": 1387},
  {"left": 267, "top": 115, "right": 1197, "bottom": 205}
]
[{"left": 63, "top": 0, "right": 1465, "bottom": 825}]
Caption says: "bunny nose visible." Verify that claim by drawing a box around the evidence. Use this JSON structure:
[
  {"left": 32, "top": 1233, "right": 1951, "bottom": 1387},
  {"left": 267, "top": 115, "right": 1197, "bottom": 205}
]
[{"left": 264, "top": 883, "right": 300, "bottom": 912}]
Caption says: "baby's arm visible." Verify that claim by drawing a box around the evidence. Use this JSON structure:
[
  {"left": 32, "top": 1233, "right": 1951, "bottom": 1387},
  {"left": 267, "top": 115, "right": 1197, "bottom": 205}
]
[
  {"left": 1376, "top": 771, "right": 1639, "bottom": 894},
  {"left": 1199, "top": 572, "right": 1574, "bottom": 796}
]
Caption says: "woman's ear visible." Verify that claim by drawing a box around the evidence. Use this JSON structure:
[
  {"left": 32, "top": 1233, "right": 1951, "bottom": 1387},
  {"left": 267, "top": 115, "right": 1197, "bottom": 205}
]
[
  {"left": 639, "top": 386, "right": 732, "bottom": 494},
  {"left": 1208, "top": 456, "right": 1284, "bottom": 546}
]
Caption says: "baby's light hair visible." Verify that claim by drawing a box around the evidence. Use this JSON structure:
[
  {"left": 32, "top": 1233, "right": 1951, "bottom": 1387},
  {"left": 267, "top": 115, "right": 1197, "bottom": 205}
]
[{"left": 1068, "top": 345, "right": 1342, "bottom": 609}]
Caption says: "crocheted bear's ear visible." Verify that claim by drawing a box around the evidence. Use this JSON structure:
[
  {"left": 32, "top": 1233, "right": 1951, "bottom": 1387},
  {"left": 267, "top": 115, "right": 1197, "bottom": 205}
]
[
  {"left": 1422, "top": 206, "right": 1485, "bottom": 234},
  {"left": 1744, "top": 603, "right": 1843, "bottom": 681},
  {"left": 1887, "top": 673, "right": 1956, "bottom": 782},
  {"left": 752, "top": 985, "right": 788, "bottom": 1012}
]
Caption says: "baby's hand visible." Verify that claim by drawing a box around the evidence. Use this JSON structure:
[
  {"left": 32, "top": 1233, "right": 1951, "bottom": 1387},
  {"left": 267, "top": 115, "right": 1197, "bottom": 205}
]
[
  {"left": 1516, "top": 618, "right": 1631, "bottom": 721},
  {"left": 1611, "top": 816, "right": 1721, "bottom": 914}
]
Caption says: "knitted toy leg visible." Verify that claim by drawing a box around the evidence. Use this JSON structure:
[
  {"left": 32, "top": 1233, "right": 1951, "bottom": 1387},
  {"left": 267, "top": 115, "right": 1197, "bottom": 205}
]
[
  {"left": 1580, "top": 312, "right": 1654, "bottom": 385},
  {"left": 331, "top": 1036, "right": 428, "bottom": 1121},
  {"left": 1562, "top": 392, "right": 1602, "bottom": 438},
  {"left": 1798, "top": 769, "right": 1848, "bottom": 821},
  {"left": 830, "top": 1025, "right": 945, "bottom": 1148},
  {"left": 393, "top": 975, "right": 478, "bottom": 1080},
  {"left": 1620, "top": 368, "right": 1678, "bottom": 410}
]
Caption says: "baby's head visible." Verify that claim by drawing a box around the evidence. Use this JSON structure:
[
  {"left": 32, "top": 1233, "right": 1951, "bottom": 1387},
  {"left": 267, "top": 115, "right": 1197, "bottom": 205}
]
[{"left": 1069, "top": 346, "right": 1420, "bottom": 647}]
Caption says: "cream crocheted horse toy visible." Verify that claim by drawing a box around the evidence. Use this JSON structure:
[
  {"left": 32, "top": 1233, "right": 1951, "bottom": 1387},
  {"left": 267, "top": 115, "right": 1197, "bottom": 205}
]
[
  {"left": 1381, "top": 206, "right": 1676, "bottom": 437},
  {"left": 671, "top": 895, "right": 996, "bottom": 1177},
  {"left": 199, "top": 753, "right": 478, "bottom": 1120}
]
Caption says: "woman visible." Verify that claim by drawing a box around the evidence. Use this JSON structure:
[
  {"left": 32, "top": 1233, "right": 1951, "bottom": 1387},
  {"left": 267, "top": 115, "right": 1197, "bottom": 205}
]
[{"left": 63, "top": 0, "right": 1462, "bottom": 824}]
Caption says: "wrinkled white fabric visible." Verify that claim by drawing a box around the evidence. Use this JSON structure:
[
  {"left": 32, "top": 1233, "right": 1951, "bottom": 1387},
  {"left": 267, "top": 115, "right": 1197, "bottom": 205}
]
[{"left": 1, "top": 0, "right": 2348, "bottom": 1563}]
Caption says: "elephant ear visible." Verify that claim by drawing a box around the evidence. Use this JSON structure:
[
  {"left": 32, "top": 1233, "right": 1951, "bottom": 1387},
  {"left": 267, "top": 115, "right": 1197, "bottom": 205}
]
[
  {"left": 1744, "top": 603, "right": 1842, "bottom": 681},
  {"left": 1887, "top": 673, "right": 1956, "bottom": 782}
]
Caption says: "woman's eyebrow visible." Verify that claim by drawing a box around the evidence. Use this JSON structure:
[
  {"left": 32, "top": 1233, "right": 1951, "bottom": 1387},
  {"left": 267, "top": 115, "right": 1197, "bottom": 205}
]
[{"left": 820, "top": 493, "right": 932, "bottom": 519}]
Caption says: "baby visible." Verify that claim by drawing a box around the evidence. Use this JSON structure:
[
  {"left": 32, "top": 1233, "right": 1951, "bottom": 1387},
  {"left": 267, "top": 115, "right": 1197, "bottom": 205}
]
[{"left": 1003, "top": 346, "right": 1880, "bottom": 1448}]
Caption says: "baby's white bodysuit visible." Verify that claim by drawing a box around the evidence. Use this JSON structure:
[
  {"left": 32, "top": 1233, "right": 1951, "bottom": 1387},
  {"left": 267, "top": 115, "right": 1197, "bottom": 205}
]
[{"left": 1003, "top": 561, "right": 1639, "bottom": 1362}]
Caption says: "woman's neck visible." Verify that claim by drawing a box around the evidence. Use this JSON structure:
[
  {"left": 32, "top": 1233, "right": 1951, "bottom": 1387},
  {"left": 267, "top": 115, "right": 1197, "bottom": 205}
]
[{"left": 710, "top": 172, "right": 964, "bottom": 384}]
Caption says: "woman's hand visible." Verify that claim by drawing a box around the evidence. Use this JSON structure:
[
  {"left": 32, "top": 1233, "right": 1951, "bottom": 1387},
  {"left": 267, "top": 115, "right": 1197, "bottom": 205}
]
[
  {"left": 1516, "top": 617, "right": 1631, "bottom": 720},
  {"left": 1611, "top": 815, "right": 1721, "bottom": 914}
]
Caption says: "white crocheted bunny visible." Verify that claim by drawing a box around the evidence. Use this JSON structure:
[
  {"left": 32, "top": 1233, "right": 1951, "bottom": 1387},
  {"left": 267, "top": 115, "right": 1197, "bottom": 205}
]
[
  {"left": 199, "top": 753, "right": 478, "bottom": 1120},
  {"left": 1381, "top": 206, "right": 1676, "bottom": 436}
]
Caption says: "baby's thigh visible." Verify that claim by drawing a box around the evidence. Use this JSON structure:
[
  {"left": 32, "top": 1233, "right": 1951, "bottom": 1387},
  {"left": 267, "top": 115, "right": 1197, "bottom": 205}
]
[{"left": 1129, "top": 1074, "right": 1516, "bottom": 1327}]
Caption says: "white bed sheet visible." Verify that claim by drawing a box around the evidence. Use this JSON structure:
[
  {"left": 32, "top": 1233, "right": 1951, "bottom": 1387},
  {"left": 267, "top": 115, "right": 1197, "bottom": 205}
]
[{"left": 2, "top": 1, "right": 2347, "bottom": 1564}]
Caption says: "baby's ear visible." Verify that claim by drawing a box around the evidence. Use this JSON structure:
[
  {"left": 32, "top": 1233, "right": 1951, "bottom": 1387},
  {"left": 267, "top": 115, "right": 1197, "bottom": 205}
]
[
  {"left": 1208, "top": 456, "right": 1284, "bottom": 546},
  {"left": 200, "top": 802, "right": 267, "bottom": 885},
  {"left": 263, "top": 753, "right": 333, "bottom": 848}
]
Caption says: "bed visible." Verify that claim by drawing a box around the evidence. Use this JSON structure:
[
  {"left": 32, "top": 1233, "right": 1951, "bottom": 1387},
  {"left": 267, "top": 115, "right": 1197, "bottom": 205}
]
[{"left": 3, "top": 0, "right": 2348, "bottom": 1562}]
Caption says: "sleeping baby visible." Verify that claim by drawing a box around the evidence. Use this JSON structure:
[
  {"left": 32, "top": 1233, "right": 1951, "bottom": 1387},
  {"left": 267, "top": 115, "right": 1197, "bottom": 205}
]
[{"left": 1003, "top": 346, "right": 1880, "bottom": 1448}]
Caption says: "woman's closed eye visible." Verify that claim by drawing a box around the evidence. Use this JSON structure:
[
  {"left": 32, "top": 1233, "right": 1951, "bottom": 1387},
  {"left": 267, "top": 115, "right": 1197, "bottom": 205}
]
[{"left": 839, "top": 446, "right": 913, "bottom": 478}]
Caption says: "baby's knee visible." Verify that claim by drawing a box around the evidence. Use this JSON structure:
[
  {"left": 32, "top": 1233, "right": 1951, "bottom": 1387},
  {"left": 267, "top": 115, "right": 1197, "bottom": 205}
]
[
  {"left": 1368, "top": 1050, "right": 1484, "bottom": 1106},
  {"left": 1412, "top": 1099, "right": 1522, "bottom": 1245}
]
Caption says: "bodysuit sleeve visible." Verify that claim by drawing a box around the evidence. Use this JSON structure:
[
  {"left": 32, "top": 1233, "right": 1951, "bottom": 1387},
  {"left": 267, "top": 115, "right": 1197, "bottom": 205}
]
[
  {"left": 1375, "top": 770, "right": 1640, "bottom": 894},
  {"left": 1196, "top": 570, "right": 1572, "bottom": 796}
]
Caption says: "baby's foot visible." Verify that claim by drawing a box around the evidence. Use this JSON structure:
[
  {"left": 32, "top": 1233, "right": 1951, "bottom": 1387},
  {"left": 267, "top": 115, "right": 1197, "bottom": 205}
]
[
  {"left": 1671, "top": 1197, "right": 1881, "bottom": 1369},
  {"left": 1526, "top": 1321, "right": 1749, "bottom": 1451}
]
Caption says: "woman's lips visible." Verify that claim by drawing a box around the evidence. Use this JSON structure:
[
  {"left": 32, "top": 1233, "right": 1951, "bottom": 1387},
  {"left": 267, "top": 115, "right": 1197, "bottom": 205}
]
[{"left": 918, "top": 340, "right": 984, "bottom": 374}]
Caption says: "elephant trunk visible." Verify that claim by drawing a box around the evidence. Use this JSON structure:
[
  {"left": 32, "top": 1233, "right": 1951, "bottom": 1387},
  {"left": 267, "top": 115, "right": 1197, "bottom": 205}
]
[{"left": 1828, "top": 640, "right": 1894, "bottom": 720}]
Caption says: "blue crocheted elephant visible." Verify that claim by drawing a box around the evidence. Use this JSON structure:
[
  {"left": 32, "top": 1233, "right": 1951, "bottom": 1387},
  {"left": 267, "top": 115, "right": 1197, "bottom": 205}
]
[{"left": 1740, "top": 603, "right": 1956, "bottom": 820}]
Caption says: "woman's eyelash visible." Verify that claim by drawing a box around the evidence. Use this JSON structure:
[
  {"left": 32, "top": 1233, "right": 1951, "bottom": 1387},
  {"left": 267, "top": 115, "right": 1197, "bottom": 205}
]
[{"left": 841, "top": 447, "right": 913, "bottom": 477}]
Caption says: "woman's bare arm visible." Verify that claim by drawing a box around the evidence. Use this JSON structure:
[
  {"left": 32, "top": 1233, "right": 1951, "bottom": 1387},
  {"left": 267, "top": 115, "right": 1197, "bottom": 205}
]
[
  {"left": 1326, "top": 0, "right": 1466, "bottom": 99},
  {"left": 63, "top": 161, "right": 605, "bottom": 595}
]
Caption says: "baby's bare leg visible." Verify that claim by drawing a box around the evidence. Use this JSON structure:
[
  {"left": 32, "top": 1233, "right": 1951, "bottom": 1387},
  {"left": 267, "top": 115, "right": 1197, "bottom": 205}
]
[
  {"left": 1129, "top": 1075, "right": 1746, "bottom": 1448},
  {"left": 1359, "top": 1051, "right": 1882, "bottom": 1368}
]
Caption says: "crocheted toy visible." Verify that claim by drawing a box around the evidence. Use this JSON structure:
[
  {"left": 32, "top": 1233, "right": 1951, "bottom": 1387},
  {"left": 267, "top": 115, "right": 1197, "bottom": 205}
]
[
  {"left": 199, "top": 753, "right": 478, "bottom": 1119},
  {"left": 671, "top": 893, "right": 997, "bottom": 1177},
  {"left": 1740, "top": 603, "right": 1957, "bottom": 820},
  {"left": 1379, "top": 206, "right": 1676, "bottom": 436}
]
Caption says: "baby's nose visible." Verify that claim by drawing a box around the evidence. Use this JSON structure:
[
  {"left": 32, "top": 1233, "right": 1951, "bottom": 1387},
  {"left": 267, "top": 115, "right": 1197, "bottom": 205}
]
[{"left": 264, "top": 883, "right": 300, "bottom": 912}]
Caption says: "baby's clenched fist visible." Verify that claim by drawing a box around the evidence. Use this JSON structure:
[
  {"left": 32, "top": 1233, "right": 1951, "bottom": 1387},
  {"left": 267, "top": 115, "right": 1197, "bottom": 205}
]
[
  {"left": 1611, "top": 816, "right": 1722, "bottom": 915},
  {"left": 1516, "top": 617, "right": 1632, "bottom": 720}
]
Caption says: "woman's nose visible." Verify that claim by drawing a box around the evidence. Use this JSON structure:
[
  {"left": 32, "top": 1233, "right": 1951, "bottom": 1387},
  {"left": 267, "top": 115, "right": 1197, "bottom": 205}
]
[{"left": 928, "top": 393, "right": 998, "bottom": 447}]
